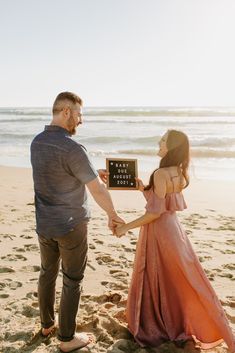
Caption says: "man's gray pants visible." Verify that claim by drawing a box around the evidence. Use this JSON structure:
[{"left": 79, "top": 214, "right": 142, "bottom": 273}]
[{"left": 37, "top": 222, "right": 88, "bottom": 342}]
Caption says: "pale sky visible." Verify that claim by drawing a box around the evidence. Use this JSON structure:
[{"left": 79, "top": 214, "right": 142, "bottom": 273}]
[{"left": 1, "top": 0, "right": 235, "bottom": 107}]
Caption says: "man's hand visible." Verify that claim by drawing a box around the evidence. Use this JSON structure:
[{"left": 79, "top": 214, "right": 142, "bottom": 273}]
[
  {"left": 108, "top": 213, "right": 125, "bottom": 233},
  {"left": 98, "top": 169, "right": 109, "bottom": 184}
]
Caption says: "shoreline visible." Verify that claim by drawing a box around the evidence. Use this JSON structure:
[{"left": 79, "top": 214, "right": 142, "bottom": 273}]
[{"left": 1, "top": 165, "right": 235, "bottom": 215}]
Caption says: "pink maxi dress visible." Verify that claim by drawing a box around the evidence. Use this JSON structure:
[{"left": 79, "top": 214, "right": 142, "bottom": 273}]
[{"left": 126, "top": 188, "right": 235, "bottom": 352}]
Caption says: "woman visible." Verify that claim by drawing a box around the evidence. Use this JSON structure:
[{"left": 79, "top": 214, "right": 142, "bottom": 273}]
[{"left": 115, "top": 130, "right": 235, "bottom": 352}]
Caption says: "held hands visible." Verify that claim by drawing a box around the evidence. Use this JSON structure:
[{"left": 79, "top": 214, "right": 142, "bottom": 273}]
[
  {"left": 108, "top": 213, "right": 125, "bottom": 234},
  {"left": 107, "top": 213, "right": 128, "bottom": 238},
  {"left": 113, "top": 220, "right": 128, "bottom": 238}
]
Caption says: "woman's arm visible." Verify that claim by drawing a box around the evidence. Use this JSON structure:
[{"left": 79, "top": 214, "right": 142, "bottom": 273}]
[
  {"left": 114, "top": 211, "right": 160, "bottom": 237},
  {"left": 115, "top": 169, "right": 167, "bottom": 237}
]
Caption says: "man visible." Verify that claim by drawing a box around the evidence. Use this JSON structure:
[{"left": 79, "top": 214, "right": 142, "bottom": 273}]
[{"left": 30, "top": 91, "right": 123, "bottom": 352}]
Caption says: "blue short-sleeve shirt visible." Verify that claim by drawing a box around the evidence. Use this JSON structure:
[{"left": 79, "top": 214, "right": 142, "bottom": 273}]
[{"left": 30, "top": 125, "right": 98, "bottom": 238}]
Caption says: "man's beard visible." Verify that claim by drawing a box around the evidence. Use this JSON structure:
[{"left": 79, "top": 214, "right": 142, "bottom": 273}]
[
  {"left": 68, "top": 116, "right": 77, "bottom": 135},
  {"left": 70, "top": 127, "right": 76, "bottom": 135}
]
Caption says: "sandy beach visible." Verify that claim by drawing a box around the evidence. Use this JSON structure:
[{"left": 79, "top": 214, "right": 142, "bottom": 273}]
[{"left": 0, "top": 165, "right": 234, "bottom": 353}]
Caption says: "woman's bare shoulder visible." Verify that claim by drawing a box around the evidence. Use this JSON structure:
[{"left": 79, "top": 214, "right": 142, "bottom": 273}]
[
  {"left": 153, "top": 168, "right": 168, "bottom": 180},
  {"left": 153, "top": 169, "right": 167, "bottom": 197}
]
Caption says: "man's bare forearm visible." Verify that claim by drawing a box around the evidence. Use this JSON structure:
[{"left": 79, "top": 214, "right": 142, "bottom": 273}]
[{"left": 86, "top": 177, "right": 116, "bottom": 216}]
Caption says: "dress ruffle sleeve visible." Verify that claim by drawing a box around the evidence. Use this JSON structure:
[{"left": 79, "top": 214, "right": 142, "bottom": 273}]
[
  {"left": 165, "top": 192, "right": 187, "bottom": 210},
  {"left": 145, "top": 190, "right": 167, "bottom": 215}
]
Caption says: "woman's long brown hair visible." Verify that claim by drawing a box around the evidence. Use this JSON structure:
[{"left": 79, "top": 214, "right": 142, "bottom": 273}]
[{"left": 144, "top": 130, "right": 190, "bottom": 191}]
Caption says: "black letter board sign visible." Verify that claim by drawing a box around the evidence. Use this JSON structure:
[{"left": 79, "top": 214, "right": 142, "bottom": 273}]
[{"left": 106, "top": 158, "right": 138, "bottom": 190}]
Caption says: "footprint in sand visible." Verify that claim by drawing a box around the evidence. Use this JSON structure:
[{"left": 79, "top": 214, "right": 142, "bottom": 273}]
[
  {"left": 109, "top": 271, "right": 129, "bottom": 281},
  {"left": 198, "top": 256, "right": 212, "bottom": 263},
  {"left": 1, "top": 254, "right": 27, "bottom": 261},
  {"left": 29, "top": 278, "right": 38, "bottom": 282},
  {"left": 21, "top": 305, "right": 39, "bottom": 318},
  {"left": 220, "top": 249, "right": 235, "bottom": 255},
  {"left": 206, "top": 268, "right": 234, "bottom": 281},
  {"left": 0, "top": 282, "right": 6, "bottom": 290},
  {"left": 89, "top": 244, "right": 96, "bottom": 250},
  {"left": 0, "top": 293, "right": 9, "bottom": 298},
  {"left": 211, "top": 268, "right": 222, "bottom": 273},
  {"left": 185, "top": 229, "right": 193, "bottom": 235},
  {"left": 226, "top": 239, "right": 235, "bottom": 246},
  {"left": 101, "top": 281, "right": 109, "bottom": 286},
  {"left": 8, "top": 281, "right": 23, "bottom": 290},
  {"left": 226, "top": 296, "right": 235, "bottom": 308},
  {"left": 87, "top": 292, "right": 123, "bottom": 305},
  {"left": 20, "top": 234, "right": 33, "bottom": 239},
  {"left": 13, "top": 247, "right": 26, "bottom": 253},
  {"left": 0, "top": 266, "right": 15, "bottom": 273},
  {"left": 1, "top": 234, "right": 16, "bottom": 240},
  {"left": 24, "top": 244, "right": 39, "bottom": 252},
  {"left": 192, "top": 213, "right": 207, "bottom": 219},
  {"left": 130, "top": 240, "right": 137, "bottom": 245},
  {"left": 0, "top": 278, "right": 22, "bottom": 291},
  {"left": 96, "top": 254, "right": 120, "bottom": 266},
  {"left": 26, "top": 291, "right": 38, "bottom": 299},
  {"left": 121, "top": 245, "right": 134, "bottom": 253},
  {"left": 109, "top": 270, "right": 128, "bottom": 276},
  {"left": 4, "top": 330, "right": 33, "bottom": 343},
  {"left": 222, "top": 264, "right": 235, "bottom": 271},
  {"left": 118, "top": 255, "right": 133, "bottom": 267},
  {"left": 218, "top": 273, "right": 234, "bottom": 279},
  {"left": 21, "top": 265, "right": 40, "bottom": 272},
  {"left": 94, "top": 239, "right": 104, "bottom": 245},
  {"left": 204, "top": 269, "right": 215, "bottom": 281}
]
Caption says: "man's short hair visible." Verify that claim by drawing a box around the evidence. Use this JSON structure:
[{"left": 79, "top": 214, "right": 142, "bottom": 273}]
[{"left": 52, "top": 92, "right": 83, "bottom": 114}]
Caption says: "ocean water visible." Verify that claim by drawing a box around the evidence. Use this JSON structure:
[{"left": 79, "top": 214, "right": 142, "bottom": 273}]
[{"left": 0, "top": 107, "right": 235, "bottom": 181}]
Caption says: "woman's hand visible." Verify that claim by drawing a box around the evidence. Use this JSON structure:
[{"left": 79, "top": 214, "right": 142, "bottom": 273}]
[
  {"left": 113, "top": 220, "right": 128, "bottom": 237},
  {"left": 115, "top": 223, "right": 128, "bottom": 238},
  {"left": 135, "top": 177, "right": 145, "bottom": 192}
]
